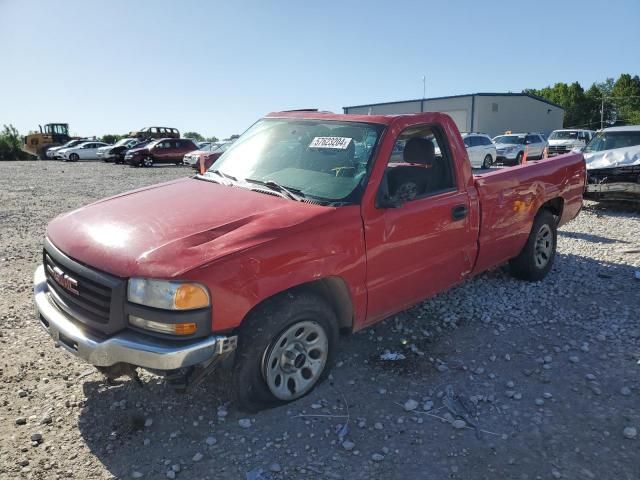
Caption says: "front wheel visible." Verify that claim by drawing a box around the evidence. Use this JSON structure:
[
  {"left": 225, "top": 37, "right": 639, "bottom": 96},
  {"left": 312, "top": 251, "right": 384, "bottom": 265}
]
[
  {"left": 482, "top": 154, "right": 493, "bottom": 169},
  {"left": 509, "top": 210, "right": 557, "bottom": 281},
  {"left": 516, "top": 152, "right": 524, "bottom": 165},
  {"left": 232, "top": 292, "right": 338, "bottom": 412},
  {"left": 142, "top": 156, "right": 154, "bottom": 167},
  {"left": 69, "top": 153, "right": 79, "bottom": 162}
]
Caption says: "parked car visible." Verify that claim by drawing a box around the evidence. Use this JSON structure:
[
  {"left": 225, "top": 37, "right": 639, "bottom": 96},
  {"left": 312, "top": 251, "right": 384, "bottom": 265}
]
[
  {"left": 113, "top": 139, "right": 152, "bottom": 164},
  {"left": 197, "top": 141, "right": 212, "bottom": 150},
  {"left": 46, "top": 139, "right": 92, "bottom": 159},
  {"left": 125, "top": 138, "right": 199, "bottom": 167},
  {"left": 34, "top": 111, "right": 584, "bottom": 412},
  {"left": 58, "top": 141, "right": 110, "bottom": 161},
  {"left": 461, "top": 133, "right": 496, "bottom": 169},
  {"left": 128, "top": 126, "right": 180, "bottom": 140},
  {"left": 97, "top": 138, "right": 141, "bottom": 162},
  {"left": 493, "top": 133, "right": 546, "bottom": 165},
  {"left": 546, "top": 129, "right": 595, "bottom": 157},
  {"left": 184, "top": 141, "right": 234, "bottom": 171},
  {"left": 584, "top": 125, "right": 640, "bottom": 201}
]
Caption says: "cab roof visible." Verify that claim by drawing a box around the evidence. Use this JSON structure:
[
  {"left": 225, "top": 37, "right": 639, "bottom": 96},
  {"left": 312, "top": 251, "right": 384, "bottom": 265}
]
[{"left": 265, "top": 110, "right": 449, "bottom": 126}]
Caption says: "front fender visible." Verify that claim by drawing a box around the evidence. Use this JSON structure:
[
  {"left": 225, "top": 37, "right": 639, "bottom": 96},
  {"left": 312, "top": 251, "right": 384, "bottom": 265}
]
[{"left": 184, "top": 206, "right": 368, "bottom": 333}]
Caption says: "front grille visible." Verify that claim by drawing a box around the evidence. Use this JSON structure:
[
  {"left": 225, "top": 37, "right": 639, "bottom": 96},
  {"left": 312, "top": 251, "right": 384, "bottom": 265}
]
[
  {"left": 547, "top": 145, "right": 569, "bottom": 155},
  {"left": 44, "top": 250, "right": 112, "bottom": 324}
]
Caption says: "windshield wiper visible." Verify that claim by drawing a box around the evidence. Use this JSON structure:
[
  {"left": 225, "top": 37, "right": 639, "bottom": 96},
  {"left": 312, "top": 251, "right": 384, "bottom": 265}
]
[
  {"left": 244, "top": 178, "right": 305, "bottom": 201},
  {"left": 211, "top": 169, "right": 237, "bottom": 182},
  {"left": 201, "top": 169, "right": 237, "bottom": 186}
]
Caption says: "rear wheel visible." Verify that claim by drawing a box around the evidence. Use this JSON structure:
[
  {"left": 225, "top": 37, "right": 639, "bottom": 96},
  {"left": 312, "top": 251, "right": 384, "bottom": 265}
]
[
  {"left": 509, "top": 209, "right": 557, "bottom": 281},
  {"left": 232, "top": 292, "right": 338, "bottom": 412},
  {"left": 482, "top": 154, "right": 493, "bottom": 169}
]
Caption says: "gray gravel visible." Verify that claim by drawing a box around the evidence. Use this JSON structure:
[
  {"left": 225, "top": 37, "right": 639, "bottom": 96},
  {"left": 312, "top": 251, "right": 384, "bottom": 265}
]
[{"left": 1, "top": 161, "right": 639, "bottom": 479}]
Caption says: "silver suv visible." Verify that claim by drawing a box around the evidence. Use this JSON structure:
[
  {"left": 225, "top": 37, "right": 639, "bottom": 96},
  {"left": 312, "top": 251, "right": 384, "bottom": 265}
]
[{"left": 493, "top": 133, "right": 547, "bottom": 165}]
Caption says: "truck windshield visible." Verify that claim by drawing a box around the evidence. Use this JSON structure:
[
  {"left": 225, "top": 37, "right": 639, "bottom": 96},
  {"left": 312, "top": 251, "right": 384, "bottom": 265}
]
[
  {"left": 208, "top": 118, "right": 384, "bottom": 203},
  {"left": 549, "top": 131, "right": 579, "bottom": 140},
  {"left": 584, "top": 130, "right": 640, "bottom": 153},
  {"left": 494, "top": 135, "right": 525, "bottom": 144}
]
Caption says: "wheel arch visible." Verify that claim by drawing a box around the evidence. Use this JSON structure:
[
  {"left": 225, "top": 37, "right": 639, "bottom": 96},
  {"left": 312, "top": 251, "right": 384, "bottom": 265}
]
[
  {"left": 238, "top": 276, "right": 354, "bottom": 334},
  {"left": 538, "top": 197, "right": 564, "bottom": 225}
]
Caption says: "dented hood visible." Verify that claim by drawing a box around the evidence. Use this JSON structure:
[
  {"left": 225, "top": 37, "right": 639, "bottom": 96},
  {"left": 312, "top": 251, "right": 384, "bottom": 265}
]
[
  {"left": 585, "top": 145, "right": 640, "bottom": 170},
  {"left": 46, "top": 177, "right": 328, "bottom": 278}
]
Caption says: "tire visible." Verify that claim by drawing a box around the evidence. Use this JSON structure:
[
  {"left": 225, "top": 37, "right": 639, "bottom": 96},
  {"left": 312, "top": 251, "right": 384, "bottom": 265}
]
[
  {"left": 482, "top": 154, "right": 493, "bottom": 169},
  {"left": 69, "top": 153, "right": 79, "bottom": 162},
  {"left": 509, "top": 209, "right": 557, "bottom": 281},
  {"left": 232, "top": 292, "right": 339, "bottom": 413},
  {"left": 516, "top": 152, "right": 524, "bottom": 165},
  {"left": 142, "top": 156, "right": 154, "bottom": 168}
]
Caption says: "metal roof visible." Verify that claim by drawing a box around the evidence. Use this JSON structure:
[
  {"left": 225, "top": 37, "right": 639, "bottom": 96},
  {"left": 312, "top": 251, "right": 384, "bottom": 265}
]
[
  {"left": 602, "top": 125, "right": 640, "bottom": 132},
  {"left": 343, "top": 92, "right": 565, "bottom": 111}
]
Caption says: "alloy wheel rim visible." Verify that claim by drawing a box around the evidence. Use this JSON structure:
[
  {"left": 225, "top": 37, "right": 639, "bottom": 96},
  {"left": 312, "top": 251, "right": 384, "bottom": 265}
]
[
  {"left": 534, "top": 224, "right": 553, "bottom": 268},
  {"left": 262, "top": 320, "right": 328, "bottom": 401}
]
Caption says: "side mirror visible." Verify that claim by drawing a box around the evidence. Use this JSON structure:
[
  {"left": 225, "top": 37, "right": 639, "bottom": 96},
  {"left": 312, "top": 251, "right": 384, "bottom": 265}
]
[{"left": 375, "top": 171, "right": 403, "bottom": 209}]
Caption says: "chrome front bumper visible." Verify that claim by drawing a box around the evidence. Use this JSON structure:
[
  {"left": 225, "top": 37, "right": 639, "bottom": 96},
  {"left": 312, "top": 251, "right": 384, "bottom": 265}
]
[{"left": 34, "top": 265, "right": 236, "bottom": 370}]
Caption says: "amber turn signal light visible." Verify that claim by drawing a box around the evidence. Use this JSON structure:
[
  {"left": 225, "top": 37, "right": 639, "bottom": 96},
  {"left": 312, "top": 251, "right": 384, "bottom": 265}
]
[{"left": 174, "top": 284, "right": 210, "bottom": 310}]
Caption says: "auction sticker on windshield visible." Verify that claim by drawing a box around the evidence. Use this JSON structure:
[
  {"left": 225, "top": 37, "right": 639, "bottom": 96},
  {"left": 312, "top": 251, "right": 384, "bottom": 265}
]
[{"left": 309, "top": 137, "right": 352, "bottom": 149}]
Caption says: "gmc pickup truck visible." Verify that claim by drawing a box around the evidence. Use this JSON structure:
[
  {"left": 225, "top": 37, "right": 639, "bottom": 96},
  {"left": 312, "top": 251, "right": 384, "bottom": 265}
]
[{"left": 34, "top": 111, "right": 585, "bottom": 412}]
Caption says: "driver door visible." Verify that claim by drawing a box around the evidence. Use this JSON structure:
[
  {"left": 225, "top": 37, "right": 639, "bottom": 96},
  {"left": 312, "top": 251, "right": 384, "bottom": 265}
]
[{"left": 361, "top": 124, "right": 478, "bottom": 326}]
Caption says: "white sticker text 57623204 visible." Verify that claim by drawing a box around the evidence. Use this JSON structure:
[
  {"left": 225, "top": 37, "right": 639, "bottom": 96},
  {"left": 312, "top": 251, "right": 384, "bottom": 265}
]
[{"left": 308, "top": 137, "right": 352, "bottom": 150}]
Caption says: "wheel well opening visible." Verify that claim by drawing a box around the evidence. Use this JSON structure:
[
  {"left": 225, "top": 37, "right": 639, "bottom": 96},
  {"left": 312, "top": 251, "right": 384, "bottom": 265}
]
[
  {"left": 540, "top": 197, "right": 564, "bottom": 224},
  {"left": 238, "top": 278, "right": 354, "bottom": 335},
  {"left": 293, "top": 278, "right": 354, "bottom": 333}
]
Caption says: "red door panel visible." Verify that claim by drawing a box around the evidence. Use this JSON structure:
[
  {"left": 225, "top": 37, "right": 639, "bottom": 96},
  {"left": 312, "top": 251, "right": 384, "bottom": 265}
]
[{"left": 362, "top": 189, "right": 475, "bottom": 326}]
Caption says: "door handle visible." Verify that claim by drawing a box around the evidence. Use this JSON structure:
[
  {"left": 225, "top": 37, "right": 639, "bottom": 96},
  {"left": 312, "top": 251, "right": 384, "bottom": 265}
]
[{"left": 452, "top": 205, "right": 468, "bottom": 221}]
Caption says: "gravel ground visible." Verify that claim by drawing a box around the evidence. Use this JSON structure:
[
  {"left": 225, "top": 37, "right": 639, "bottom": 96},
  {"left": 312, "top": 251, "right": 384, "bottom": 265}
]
[{"left": 1, "top": 161, "right": 639, "bottom": 480}]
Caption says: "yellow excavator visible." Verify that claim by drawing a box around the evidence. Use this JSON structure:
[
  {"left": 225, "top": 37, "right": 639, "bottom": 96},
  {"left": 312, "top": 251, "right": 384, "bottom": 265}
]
[{"left": 22, "top": 123, "right": 72, "bottom": 159}]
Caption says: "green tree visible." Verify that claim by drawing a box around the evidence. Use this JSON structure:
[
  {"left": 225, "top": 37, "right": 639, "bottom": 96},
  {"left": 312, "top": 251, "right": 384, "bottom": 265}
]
[
  {"left": 206, "top": 136, "right": 219, "bottom": 142},
  {"left": 101, "top": 134, "right": 125, "bottom": 144},
  {"left": 611, "top": 74, "right": 640, "bottom": 125},
  {"left": 184, "top": 131, "right": 205, "bottom": 142},
  {"left": 0, "top": 124, "right": 30, "bottom": 160}
]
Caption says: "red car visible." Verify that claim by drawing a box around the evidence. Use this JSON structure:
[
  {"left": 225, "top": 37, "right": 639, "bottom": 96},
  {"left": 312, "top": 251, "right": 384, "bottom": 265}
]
[
  {"left": 124, "top": 138, "right": 199, "bottom": 167},
  {"left": 34, "top": 111, "right": 584, "bottom": 412},
  {"left": 183, "top": 141, "right": 234, "bottom": 171}
]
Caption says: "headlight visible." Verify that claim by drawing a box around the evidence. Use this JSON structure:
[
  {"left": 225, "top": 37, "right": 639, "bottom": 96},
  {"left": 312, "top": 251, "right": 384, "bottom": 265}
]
[{"left": 127, "top": 278, "right": 210, "bottom": 310}]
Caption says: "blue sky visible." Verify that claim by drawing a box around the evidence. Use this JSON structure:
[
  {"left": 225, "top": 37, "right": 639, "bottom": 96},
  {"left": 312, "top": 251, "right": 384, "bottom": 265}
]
[{"left": 1, "top": 0, "right": 638, "bottom": 139}]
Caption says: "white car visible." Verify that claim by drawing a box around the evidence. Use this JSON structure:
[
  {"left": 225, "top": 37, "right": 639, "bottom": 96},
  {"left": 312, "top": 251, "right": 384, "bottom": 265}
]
[
  {"left": 493, "top": 133, "right": 547, "bottom": 165},
  {"left": 583, "top": 126, "right": 640, "bottom": 169},
  {"left": 584, "top": 126, "right": 640, "bottom": 200},
  {"left": 96, "top": 138, "right": 140, "bottom": 162},
  {"left": 461, "top": 133, "right": 496, "bottom": 169},
  {"left": 46, "top": 139, "right": 91, "bottom": 159},
  {"left": 58, "top": 141, "right": 110, "bottom": 162},
  {"left": 546, "top": 129, "right": 594, "bottom": 157}
]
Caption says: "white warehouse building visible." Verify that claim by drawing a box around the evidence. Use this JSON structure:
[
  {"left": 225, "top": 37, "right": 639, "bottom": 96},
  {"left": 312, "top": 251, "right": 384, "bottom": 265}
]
[{"left": 343, "top": 93, "right": 565, "bottom": 138}]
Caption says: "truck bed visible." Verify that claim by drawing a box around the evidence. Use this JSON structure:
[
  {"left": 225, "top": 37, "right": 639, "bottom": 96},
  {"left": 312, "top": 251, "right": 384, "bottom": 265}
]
[{"left": 470, "top": 153, "right": 585, "bottom": 274}]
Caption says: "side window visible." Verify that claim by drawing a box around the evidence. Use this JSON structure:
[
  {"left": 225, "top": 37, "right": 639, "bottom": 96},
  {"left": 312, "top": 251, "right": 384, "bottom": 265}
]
[
  {"left": 384, "top": 124, "right": 456, "bottom": 203},
  {"left": 525, "top": 135, "right": 536, "bottom": 144},
  {"left": 463, "top": 137, "right": 472, "bottom": 148},
  {"left": 481, "top": 137, "right": 492, "bottom": 146}
]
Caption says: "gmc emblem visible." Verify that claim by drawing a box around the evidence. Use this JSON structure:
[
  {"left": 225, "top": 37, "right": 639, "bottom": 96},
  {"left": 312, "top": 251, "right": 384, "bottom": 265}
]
[{"left": 51, "top": 266, "right": 79, "bottom": 295}]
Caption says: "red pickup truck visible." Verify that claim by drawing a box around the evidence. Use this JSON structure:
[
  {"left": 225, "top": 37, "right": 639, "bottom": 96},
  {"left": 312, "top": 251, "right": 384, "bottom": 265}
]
[{"left": 34, "top": 111, "right": 585, "bottom": 412}]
